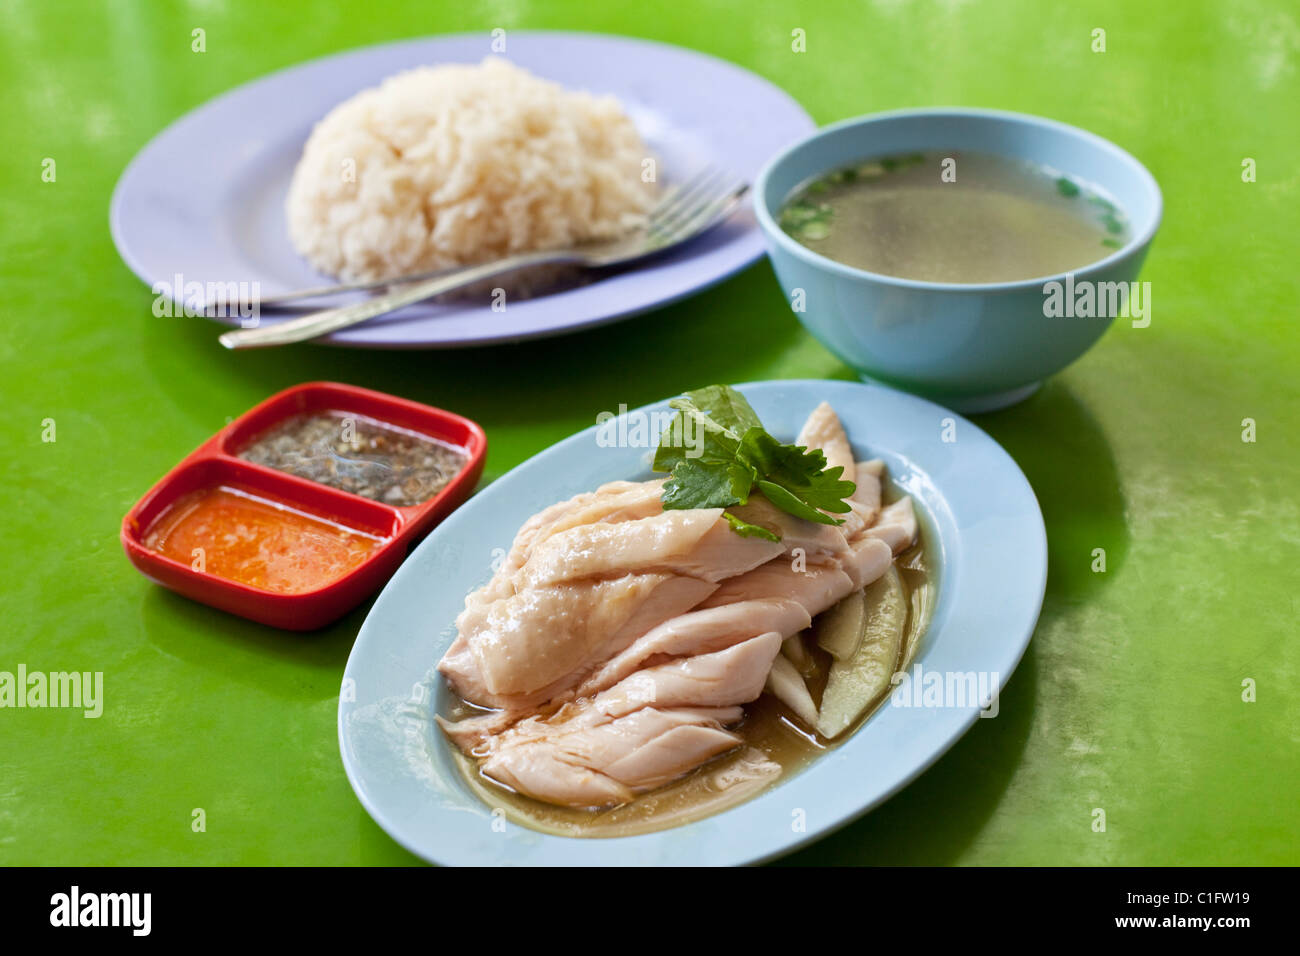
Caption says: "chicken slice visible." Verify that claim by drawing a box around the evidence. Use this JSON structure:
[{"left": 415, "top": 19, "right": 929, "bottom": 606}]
[
  {"left": 844, "top": 536, "right": 896, "bottom": 590},
  {"left": 794, "top": 401, "right": 874, "bottom": 545},
  {"left": 796, "top": 401, "right": 856, "bottom": 478},
  {"left": 445, "top": 505, "right": 786, "bottom": 707},
  {"left": 514, "top": 508, "right": 784, "bottom": 589},
  {"left": 437, "top": 707, "right": 521, "bottom": 755},
  {"left": 444, "top": 601, "right": 811, "bottom": 752},
  {"left": 512, "top": 479, "right": 666, "bottom": 557},
  {"left": 571, "top": 598, "right": 811, "bottom": 701},
  {"left": 850, "top": 459, "right": 885, "bottom": 527},
  {"left": 468, "top": 479, "right": 667, "bottom": 607},
  {"left": 480, "top": 706, "right": 744, "bottom": 808},
  {"left": 863, "top": 496, "right": 918, "bottom": 554},
  {"left": 700, "top": 537, "right": 892, "bottom": 617},
  {"left": 600, "top": 724, "right": 743, "bottom": 792},
  {"left": 441, "top": 573, "right": 717, "bottom": 705},
  {"left": 725, "top": 495, "right": 851, "bottom": 559},
  {"left": 594, "top": 632, "right": 783, "bottom": 715},
  {"left": 473, "top": 635, "right": 783, "bottom": 807}
]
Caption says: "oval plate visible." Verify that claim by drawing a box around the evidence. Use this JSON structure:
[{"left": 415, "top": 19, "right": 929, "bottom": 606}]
[
  {"left": 338, "top": 380, "right": 1047, "bottom": 864},
  {"left": 109, "top": 31, "right": 813, "bottom": 348}
]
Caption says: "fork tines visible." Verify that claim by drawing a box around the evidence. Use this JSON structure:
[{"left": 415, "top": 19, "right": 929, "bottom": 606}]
[{"left": 646, "top": 164, "right": 748, "bottom": 245}]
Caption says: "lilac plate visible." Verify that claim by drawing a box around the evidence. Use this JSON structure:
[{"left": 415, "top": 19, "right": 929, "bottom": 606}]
[{"left": 109, "top": 32, "right": 814, "bottom": 349}]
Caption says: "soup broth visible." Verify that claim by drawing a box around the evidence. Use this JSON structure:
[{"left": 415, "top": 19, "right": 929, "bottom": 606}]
[
  {"left": 780, "top": 150, "right": 1128, "bottom": 283},
  {"left": 449, "top": 487, "right": 936, "bottom": 838}
]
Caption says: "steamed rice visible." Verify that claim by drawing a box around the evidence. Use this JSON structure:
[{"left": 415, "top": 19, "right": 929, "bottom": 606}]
[{"left": 285, "top": 57, "right": 655, "bottom": 283}]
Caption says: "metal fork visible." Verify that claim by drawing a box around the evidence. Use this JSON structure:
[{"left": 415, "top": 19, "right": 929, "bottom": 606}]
[{"left": 218, "top": 166, "right": 749, "bottom": 349}]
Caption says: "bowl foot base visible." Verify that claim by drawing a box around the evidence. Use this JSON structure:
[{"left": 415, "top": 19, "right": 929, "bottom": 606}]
[
  {"left": 944, "top": 382, "right": 1042, "bottom": 413},
  {"left": 857, "top": 377, "right": 1042, "bottom": 414}
]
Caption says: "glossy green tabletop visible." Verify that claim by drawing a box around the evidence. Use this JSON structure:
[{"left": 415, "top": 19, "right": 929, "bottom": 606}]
[{"left": 3, "top": 0, "right": 1296, "bottom": 866}]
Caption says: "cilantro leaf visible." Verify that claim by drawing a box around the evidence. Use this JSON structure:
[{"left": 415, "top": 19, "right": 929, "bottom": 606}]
[
  {"left": 682, "top": 384, "right": 763, "bottom": 434},
  {"left": 662, "top": 459, "right": 756, "bottom": 511},
  {"left": 722, "top": 511, "right": 781, "bottom": 542},
  {"left": 651, "top": 385, "right": 859, "bottom": 540},
  {"left": 738, "top": 428, "right": 856, "bottom": 514},
  {"left": 652, "top": 385, "right": 761, "bottom": 472},
  {"left": 653, "top": 400, "right": 740, "bottom": 472},
  {"left": 756, "top": 479, "right": 842, "bottom": 526}
]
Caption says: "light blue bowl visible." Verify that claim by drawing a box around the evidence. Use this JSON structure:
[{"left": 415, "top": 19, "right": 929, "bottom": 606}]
[{"left": 754, "top": 108, "right": 1162, "bottom": 412}]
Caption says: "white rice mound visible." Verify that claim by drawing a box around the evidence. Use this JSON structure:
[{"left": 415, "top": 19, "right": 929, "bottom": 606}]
[{"left": 285, "top": 57, "right": 655, "bottom": 283}]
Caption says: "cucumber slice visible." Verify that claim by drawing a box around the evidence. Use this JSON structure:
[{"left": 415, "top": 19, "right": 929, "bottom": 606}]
[
  {"left": 765, "top": 653, "right": 818, "bottom": 728},
  {"left": 816, "top": 588, "right": 867, "bottom": 660},
  {"left": 782, "top": 631, "right": 814, "bottom": 674},
  {"left": 816, "top": 565, "right": 906, "bottom": 739}
]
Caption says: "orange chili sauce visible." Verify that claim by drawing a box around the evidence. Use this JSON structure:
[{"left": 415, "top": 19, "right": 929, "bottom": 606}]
[{"left": 144, "top": 486, "right": 383, "bottom": 594}]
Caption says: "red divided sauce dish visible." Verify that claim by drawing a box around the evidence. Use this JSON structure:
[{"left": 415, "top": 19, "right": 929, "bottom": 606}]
[{"left": 121, "top": 382, "right": 486, "bottom": 630}]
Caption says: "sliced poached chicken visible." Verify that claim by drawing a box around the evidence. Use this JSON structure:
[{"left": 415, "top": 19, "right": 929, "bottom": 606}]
[{"left": 437, "top": 400, "right": 914, "bottom": 808}]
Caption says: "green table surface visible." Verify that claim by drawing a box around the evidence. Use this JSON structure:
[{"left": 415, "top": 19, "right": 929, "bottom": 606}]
[{"left": 3, "top": 0, "right": 1296, "bottom": 866}]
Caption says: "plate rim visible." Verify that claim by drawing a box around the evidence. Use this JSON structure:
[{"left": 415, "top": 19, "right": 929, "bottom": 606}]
[
  {"left": 338, "top": 379, "right": 1048, "bottom": 865},
  {"left": 107, "top": 29, "right": 815, "bottom": 349}
]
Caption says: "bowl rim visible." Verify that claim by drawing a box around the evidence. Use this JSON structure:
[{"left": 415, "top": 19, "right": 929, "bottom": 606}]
[{"left": 753, "top": 106, "right": 1164, "bottom": 293}]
